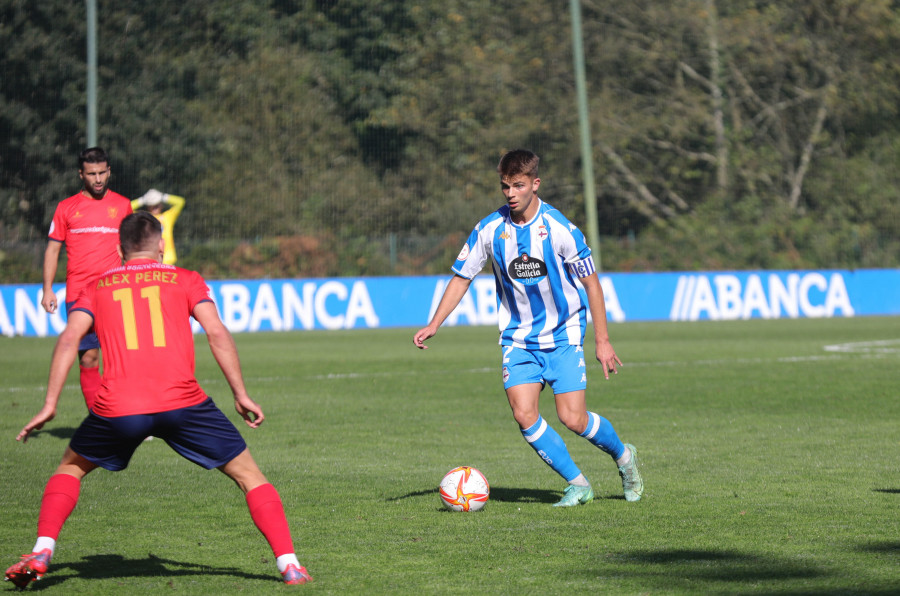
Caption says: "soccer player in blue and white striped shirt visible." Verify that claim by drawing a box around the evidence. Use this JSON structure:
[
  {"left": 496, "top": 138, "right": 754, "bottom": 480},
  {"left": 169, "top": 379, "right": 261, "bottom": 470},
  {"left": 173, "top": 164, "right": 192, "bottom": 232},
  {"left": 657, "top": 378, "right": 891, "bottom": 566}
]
[{"left": 413, "top": 149, "right": 643, "bottom": 506}]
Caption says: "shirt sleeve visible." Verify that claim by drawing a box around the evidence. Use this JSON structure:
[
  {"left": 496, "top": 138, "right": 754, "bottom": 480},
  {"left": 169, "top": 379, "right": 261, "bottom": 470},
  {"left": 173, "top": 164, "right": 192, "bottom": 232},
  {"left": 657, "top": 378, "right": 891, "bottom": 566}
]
[
  {"left": 452, "top": 223, "right": 490, "bottom": 280},
  {"left": 48, "top": 203, "right": 67, "bottom": 242},
  {"left": 185, "top": 270, "right": 215, "bottom": 312},
  {"left": 546, "top": 213, "right": 594, "bottom": 278},
  {"left": 164, "top": 194, "right": 185, "bottom": 220}
]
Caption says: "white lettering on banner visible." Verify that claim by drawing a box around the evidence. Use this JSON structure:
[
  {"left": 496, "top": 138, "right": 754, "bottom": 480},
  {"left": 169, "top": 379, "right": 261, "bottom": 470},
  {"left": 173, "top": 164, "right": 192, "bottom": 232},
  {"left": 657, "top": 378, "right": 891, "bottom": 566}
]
[
  {"left": 0, "top": 296, "right": 12, "bottom": 337},
  {"left": 220, "top": 284, "right": 252, "bottom": 330},
  {"left": 282, "top": 283, "right": 316, "bottom": 329},
  {"left": 600, "top": 277, "right": 626, "bottom": 323},
  {"left": 769, "top": 275, "right": 800, "bottom": 318},
  {"left": 6, "top": 288, "right": 68, "bottom": 337},
  {"left": 669, "top": 273, "right": 855, "bottom": 321},
  {"left": 345, "top": 281, "right": 380, "bottom": 328},
  {"left": 582, "top": 277, "right": 626, "bottom": 323},
  {"left": 218, "top": 281, "right": 379, "bottom": 332},
  {"left": 248, "top": 283, "right": 281, "bottom": 331},
  {"left": 15, "top": 288, "right": 49, "bottom": 337},
  {"left": 427, "top": 280, "right": 445, "bottom": 324},
  {"left": 314, "top": 281, "right": 345, "bottom": 329},
  {"left": 474, "top": 279, "right": 498, "bottom": 323},
  {"left": 440, "top": 279, "right": 481, "bottom": 326}
]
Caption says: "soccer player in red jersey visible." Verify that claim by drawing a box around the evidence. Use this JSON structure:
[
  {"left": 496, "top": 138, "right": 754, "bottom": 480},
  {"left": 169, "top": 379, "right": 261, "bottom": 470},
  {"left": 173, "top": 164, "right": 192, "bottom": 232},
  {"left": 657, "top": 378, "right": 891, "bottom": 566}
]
[
  {"left": 7, "top": 212, "right": 311, "bottom": 588},
  {"left": 41, "top": 147, "right": 133, "bottom": 410}
]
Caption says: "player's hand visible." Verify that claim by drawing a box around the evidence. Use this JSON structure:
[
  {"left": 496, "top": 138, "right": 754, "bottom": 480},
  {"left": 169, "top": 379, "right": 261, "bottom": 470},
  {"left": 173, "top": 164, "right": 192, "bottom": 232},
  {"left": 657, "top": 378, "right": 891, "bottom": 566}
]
[
  {"left": 234, "top": 394, "right": 265, "bottom": 428},
  {"left": 413, "top": 326, "right": 437, "bottom": 349},
  {"left": 41, "top": 290, "right": 58, "bottom": 314},
  {"left": 596, "top": 340, "right": 623, "bottom": 380},
  {"left": 17, "top": 406, "right": 56, "bottom": 443}
]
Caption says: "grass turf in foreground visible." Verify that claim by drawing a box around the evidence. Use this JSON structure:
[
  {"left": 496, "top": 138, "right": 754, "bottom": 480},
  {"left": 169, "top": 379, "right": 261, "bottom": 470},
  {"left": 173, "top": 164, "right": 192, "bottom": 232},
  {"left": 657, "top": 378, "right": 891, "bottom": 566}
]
[{"left": 1, "top": 316, "right": 898, "bottom": 594}]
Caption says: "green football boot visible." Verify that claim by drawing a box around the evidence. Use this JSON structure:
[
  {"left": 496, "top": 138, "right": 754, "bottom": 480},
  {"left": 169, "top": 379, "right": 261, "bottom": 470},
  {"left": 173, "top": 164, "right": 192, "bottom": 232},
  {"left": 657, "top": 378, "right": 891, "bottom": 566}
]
[
  {"left": 618, "top": 443, "right": 644, "bottom": 502},
  {"left": 553, "top": 484, "right": 594, "bottom": 507}
]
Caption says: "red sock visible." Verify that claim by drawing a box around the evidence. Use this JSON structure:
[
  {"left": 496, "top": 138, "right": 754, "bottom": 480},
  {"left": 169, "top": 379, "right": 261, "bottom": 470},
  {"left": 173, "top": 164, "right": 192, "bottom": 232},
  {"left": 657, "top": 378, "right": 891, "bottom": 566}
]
[
  {"left": 37, "top": 474, "right": 81, "bottom": 540},
  {"left": 246, "top": 484, "right": 294, "bottom": 557},
  {"left": 79, "top": 366, "right": 101, "bottom": 410}
]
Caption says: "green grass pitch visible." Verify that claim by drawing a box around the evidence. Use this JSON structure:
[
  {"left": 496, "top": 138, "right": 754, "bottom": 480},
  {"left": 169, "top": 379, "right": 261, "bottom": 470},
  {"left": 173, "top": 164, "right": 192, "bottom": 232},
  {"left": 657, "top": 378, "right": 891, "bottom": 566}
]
[{"left": 1, "top": 316, "right": 898, "bottom": 594}]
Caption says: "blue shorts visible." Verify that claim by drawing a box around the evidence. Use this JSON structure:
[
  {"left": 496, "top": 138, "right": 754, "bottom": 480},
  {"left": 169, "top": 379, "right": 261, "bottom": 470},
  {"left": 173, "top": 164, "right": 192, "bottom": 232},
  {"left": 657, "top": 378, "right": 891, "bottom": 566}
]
[
  {"left": 66, "top": 300, "right": 100, "bottom": 352},
  {"left": 501, "top": 344, "right": 587, "bottom": 394},
  {"left": 69, "top": 397, "right": 248, "bottom": 471}
]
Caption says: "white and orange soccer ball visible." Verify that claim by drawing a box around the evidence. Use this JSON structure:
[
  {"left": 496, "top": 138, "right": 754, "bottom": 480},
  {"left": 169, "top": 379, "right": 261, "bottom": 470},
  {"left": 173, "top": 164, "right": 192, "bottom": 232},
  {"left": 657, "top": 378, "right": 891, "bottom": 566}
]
[{"left": 439, "top": 466, "right": 490, "bottom": 512}]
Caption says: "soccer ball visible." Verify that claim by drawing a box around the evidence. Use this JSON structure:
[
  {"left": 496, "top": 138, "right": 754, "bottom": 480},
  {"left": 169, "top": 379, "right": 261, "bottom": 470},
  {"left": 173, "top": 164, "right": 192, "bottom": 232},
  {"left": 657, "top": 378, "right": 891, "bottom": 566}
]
[{"left": 439, "top": 466, "right": 489, "bottom": 512}]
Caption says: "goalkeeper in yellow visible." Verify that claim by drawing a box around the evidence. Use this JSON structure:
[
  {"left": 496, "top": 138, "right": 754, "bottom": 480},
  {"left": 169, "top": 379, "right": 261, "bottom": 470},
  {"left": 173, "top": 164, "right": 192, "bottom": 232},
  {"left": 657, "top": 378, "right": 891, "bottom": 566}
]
[{"left": 131, "top": 189, "right": 185, "bottom": 265}]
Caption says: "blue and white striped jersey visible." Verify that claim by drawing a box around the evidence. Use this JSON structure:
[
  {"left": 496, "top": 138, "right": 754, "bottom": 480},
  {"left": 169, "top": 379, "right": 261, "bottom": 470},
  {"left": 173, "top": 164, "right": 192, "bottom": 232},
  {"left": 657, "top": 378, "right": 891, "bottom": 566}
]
[{"left": 452, "top": 199, "right": 597, "bottom": 349}]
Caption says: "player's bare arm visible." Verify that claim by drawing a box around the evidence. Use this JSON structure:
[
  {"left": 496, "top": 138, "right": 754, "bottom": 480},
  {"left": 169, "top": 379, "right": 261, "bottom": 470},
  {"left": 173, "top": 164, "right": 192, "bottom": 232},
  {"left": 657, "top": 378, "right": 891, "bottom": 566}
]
[
  {"left": 413, "top": 275, "right": 473, "bottom": 349},
  {"left": 580, "top": 272, "right": 622, "bottom": 379},
  {"left": 41, "top": 241, "right": 63, "bottom": 313},
  {"left": 193, "top": 301, "right": 264, "bottom": 428},
  {"left": 18, "top": 312, "right": 93, "bottom": 442}
]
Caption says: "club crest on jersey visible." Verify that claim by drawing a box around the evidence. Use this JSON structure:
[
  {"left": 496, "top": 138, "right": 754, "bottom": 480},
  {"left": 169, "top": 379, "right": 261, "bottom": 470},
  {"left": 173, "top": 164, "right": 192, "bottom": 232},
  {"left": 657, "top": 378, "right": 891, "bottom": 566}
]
[
  {"left": 537, "top": 225, "right": 548, "bottom": 240},
  {"left": 107, "top": 207, "right": 119, "bottom": 218},
  {"left": 508, "top": 253, "right": 547, "bottom": 285}
]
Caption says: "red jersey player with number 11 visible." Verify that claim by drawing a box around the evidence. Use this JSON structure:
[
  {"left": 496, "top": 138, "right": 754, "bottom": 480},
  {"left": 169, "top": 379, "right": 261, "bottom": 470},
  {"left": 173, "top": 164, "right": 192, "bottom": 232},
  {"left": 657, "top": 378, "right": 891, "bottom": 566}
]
[{"left": 7, "top": 212, "right": 311, "bottom": 588}]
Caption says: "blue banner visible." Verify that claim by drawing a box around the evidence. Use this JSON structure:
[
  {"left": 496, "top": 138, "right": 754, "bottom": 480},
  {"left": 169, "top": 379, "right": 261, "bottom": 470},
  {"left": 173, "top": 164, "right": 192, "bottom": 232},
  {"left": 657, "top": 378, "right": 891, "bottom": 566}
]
[{"left": 2, "top": 269, "right": 898, "bottom": 337}]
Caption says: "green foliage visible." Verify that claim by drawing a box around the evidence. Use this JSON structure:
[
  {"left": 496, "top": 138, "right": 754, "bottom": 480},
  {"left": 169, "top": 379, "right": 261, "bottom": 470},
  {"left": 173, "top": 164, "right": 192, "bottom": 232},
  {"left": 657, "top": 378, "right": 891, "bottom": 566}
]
[
  {"left": 2, "top": 0, "right": 900, "bottom": 276},
  {"left": 2, "top": 318, "right": 899, "bottom": 593}
]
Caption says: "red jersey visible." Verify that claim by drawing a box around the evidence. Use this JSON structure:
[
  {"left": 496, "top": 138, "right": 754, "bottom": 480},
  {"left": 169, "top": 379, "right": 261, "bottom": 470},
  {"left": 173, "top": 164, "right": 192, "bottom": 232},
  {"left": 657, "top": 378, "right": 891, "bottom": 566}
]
[
  {"left": 72, "top": 259, "right": 213, "bottom": 417},
  {"left": 48, "top": 190, "right": 133, "bottom": 301}
]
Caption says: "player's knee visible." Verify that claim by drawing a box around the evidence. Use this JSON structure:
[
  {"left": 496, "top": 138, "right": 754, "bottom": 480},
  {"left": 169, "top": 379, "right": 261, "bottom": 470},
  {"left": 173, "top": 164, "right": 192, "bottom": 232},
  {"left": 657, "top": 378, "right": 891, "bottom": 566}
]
[
  {"left": 79, "top": 349, "right": 100, "bottom": 368},
  {"left": 220, "top": 449, "right": 268, "bottom": 493},
  {"left": 558, "top": 411, "right": 588, "bottom": 434}
]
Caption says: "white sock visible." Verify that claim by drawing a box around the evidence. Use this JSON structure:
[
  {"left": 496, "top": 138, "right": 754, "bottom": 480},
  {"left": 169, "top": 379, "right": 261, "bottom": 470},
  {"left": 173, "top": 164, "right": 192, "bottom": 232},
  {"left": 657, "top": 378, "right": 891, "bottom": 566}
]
[
  {"left": 276, "top": 553, "right": 300, "bottom": 573},
  {"left": 568, "top": 473, "right": 590, "bottom": 487},
  {"left": 33, "top": 537, "right": 56, "bottom": 556},
  {"left": 616, "top": 447, "right": 632, "bottom": 467}
]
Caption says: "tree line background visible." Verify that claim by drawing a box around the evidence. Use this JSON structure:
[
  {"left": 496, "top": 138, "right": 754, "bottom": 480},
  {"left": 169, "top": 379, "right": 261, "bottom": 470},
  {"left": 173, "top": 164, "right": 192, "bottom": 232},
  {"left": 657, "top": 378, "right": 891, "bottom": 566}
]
[{"left": 2, "top": 0, "right": 899, "bottom": 282}]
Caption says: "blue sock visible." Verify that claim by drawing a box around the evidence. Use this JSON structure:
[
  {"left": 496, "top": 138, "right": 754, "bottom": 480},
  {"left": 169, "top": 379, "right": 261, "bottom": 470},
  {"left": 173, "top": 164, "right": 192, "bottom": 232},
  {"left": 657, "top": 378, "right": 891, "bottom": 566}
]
[
  {"left": 521, "top": 416, "right": 582, "bottom": 482},
  {"left": 580, "top": 411, "right": 626, "bottom": 460}
]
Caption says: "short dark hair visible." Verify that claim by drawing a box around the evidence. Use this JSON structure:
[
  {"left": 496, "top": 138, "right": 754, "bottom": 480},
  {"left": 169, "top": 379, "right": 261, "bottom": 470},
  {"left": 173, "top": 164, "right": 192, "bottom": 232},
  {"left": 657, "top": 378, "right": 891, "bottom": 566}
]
[
  {"left": 119, "top": 211, "right": 162, "bottom": 256},
  {"left": 79, "top": 147, "right": 110, "bottom": 170},
  {"left": 497, "top": 149, "right": 539, "bottom": 179}
]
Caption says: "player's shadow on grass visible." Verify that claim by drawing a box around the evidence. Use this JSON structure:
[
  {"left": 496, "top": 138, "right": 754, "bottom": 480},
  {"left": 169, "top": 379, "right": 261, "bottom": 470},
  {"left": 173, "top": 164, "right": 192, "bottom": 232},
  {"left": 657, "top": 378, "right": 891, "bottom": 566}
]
[
  {"left": 391, "top": 486, "right": 561, "bottom": 504},
  {"left": 28, "top": 427, "right": 77, "bottom": 441},
  {"left": 23, "top": 553, "right": 274, "bottom": 588},
  {"left": 579, "top": 548, "right": 827, "bottom": 586},
  {"left": 490, "top": 486, "right": 628, "bottom": 503},
  {"left": 391, "top": 486, "right": 625, "bottom": 504},
  {"left": 873, "top": 488, "right": 900, "bottom": 494},
  {"left": 858, "top": 540, "right": 900, "bottom": 554},
  {"left": 489, "top": 486, "right": 566, "bottom": 504}
]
